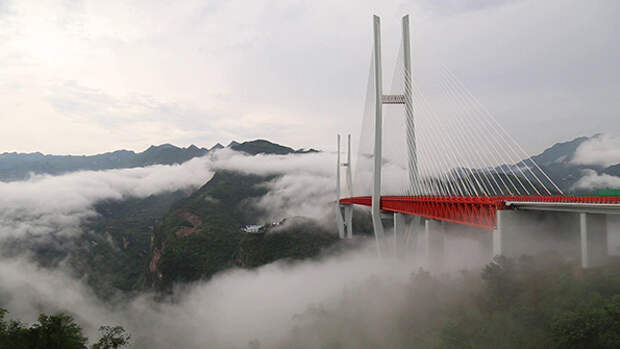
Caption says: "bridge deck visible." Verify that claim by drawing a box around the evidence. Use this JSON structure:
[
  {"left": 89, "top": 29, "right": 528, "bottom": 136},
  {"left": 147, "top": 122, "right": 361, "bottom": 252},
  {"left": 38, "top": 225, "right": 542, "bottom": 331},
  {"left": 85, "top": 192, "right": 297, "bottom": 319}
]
[{"left": 339, "top": 196, "right": 620, "bottom": 230}]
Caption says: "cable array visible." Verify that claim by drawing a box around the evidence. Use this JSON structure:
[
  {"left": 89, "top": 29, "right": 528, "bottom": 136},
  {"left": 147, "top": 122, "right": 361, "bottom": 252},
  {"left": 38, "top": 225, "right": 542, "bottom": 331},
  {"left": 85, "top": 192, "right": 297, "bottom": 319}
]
[{"left": 352, "top": 40, "right": 562, "bottom": 198}]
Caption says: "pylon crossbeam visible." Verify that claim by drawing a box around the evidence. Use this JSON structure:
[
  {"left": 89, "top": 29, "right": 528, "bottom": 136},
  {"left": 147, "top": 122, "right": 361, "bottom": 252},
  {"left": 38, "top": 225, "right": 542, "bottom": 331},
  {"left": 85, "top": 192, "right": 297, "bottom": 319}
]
[{"left": 381, "top": 94, "right": 406, "bottom": 104}]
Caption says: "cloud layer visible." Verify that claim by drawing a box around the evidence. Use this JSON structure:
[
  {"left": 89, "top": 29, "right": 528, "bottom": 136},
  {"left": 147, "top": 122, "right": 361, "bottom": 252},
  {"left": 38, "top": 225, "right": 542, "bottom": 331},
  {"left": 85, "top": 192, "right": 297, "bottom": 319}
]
[
  {"left": 0, "top": 157, "right": 213, "bottom": 240},
  {"left": 572, "top": 134, "right": 620, "bottom": 168},
  {"left": 1, "top": 0, "right": 618, "bottom": 154}
]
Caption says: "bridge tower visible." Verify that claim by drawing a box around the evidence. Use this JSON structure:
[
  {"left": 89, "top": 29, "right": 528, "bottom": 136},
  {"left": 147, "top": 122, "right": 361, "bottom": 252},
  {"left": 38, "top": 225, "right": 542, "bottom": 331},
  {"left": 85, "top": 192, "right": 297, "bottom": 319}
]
[
  {"left": 371, "top": 15, "right": 417, "bottom": 250},
  {"left": 336, "top": 134, "right": 353, "bottom": 239}
]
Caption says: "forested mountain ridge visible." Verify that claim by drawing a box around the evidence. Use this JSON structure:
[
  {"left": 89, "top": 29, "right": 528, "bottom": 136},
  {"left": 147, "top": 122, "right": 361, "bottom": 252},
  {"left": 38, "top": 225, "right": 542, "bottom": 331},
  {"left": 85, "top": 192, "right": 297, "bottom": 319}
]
[
  {"left": 145, "top": 171, "right": 338, "bottom": 292},
  {"left": 1, "top": 139, "right": 332, "bottom": 299},
  {"left": 0, "top": 144, "right": 209, "bottom": 181},
  {"left": 516, "top": 134, "right": 619, "bottom": 193},
  {"left": 0, "top": 140, "right": 319, "bottom": 181}
]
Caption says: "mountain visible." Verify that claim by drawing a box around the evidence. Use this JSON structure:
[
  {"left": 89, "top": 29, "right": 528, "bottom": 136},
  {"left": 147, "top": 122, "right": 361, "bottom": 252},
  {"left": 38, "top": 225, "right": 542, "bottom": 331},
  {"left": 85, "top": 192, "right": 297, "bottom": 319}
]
[
  {"left": 209, "top": 143, "right": 224, "bottom": 151},
  {"left": 524, "top": 134, "right": 620, "bottom": 193},
  {"left": 146, "top": 170, "right": 338, "bottom": 291},
  {"left": 0, "top": 144, "right": 209, "bottom": 182},
  {"left": 1, "top": 138, "right": 329, "bottom": 298},
  {"left": 229, "top": 139, "right": 320, "bottom": 156},
  {"left": 525, "top": 136, "right": 596, "bottom": 192},
  {"left": 530, "top": 136, "right": 592, "bottom": 167},
  {"left": 603, "top": 164, "right": 620, "bottom": 177},
  {"left": 141, "top": 140, "right": 331, "bottom": 291},
  {"left": 230, "top": 139, "right": 296, "bottom": 155},
  {"left": 0, "top": 140, "right": 322, "bottom": 182}
]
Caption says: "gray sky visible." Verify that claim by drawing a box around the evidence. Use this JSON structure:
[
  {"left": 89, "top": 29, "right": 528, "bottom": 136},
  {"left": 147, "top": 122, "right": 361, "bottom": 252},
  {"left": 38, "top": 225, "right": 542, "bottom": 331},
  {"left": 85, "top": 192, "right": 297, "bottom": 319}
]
[{"left": 0, "top": 0, "right": 618, "bottom": 155}]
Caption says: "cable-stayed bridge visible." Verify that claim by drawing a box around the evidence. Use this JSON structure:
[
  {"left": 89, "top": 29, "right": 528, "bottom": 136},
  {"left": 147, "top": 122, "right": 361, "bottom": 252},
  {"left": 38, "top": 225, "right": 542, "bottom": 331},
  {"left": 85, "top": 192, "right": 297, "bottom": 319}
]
[{"left": 336, "top": 15, "right": 620, "bottom": 269}]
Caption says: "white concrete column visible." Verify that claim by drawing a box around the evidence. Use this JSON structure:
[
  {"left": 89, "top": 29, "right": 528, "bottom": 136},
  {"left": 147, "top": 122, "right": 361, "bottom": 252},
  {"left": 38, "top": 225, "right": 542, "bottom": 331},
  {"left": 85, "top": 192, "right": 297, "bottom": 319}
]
[
  {"left": 493, "top": 216, "right": 503, "bottom": 257},
  {"left": 425, "top": 219, "right": 445, "bottom": 271},
  {"left": 345, "top": 206, "right": 353, "bottom": 239},
  {"left": 492, "top": 210, "right": 521, "bottom": 258},
  {"left": 393, "top": 213, "right": 406, "bottom": 255},
  {"left": 580, "top": 213, "right": 608, "bottom": 268},
  {"left": 335, "top": 134, "right": 345, "bottom": 239}
]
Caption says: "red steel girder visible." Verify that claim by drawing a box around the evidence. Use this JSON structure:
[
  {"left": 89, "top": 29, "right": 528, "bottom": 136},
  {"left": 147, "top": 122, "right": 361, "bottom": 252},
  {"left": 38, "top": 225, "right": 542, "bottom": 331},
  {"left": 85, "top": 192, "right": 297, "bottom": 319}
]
[{"left": 339, "top": 195, "right": 620, "bottom": 230}]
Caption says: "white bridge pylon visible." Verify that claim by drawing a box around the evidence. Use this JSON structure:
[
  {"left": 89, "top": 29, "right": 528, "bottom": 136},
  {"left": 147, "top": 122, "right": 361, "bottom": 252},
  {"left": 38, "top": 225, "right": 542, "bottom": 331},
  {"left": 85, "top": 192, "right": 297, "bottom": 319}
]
[
  {"left": 336, "top": 15, "right": 619, "bottom": 269},
  {"left": 336, "top": 134, "right": 353, "bottom": 239},
  {"left": 336, "top": 15, "right": 417, "bottom": 255}
]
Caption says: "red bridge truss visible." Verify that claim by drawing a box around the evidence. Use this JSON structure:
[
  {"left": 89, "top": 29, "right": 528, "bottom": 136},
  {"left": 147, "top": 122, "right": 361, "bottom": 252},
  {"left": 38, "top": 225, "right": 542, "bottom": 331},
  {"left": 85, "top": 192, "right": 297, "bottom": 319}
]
[{"left": 339, "top": 196, "right": 620, "bottom": 230}]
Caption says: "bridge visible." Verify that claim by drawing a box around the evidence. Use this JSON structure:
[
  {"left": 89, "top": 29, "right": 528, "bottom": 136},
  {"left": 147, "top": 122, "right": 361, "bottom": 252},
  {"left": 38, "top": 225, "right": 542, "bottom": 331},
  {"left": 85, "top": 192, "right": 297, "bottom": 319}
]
[{"left": 336, "top": 15, "right": 620, "bottom": 269}]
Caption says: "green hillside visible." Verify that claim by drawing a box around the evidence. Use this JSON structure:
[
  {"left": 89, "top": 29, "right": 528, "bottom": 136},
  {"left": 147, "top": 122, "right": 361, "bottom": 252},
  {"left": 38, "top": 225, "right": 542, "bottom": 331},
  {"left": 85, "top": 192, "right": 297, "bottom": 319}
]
[{"left": 146, "top": 170, "right": 339, "bottom": 291}]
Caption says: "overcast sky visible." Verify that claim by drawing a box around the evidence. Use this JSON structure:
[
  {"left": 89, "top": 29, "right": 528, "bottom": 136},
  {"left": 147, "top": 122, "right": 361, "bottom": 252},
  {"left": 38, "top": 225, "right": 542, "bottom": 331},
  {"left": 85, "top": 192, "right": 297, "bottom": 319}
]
[{"left": 0, "top": 0, "right": 618, "bottom": 155}]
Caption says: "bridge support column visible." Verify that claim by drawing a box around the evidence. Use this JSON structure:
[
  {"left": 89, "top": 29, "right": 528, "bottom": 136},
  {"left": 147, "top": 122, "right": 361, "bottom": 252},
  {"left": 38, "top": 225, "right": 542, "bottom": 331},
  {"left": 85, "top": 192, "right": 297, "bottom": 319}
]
[
  {"left": 393, "top": 213, "right": 406, "bottom": 255},
  {"left": 336, "top": 134, "right": 345, "bottom": 239},
  {"left": 345, "top": 205, "right": 353, "bottom": 239},
  {"left": 493, "top": 209, "right": 521, "bottom": 257},
  {"left": 336, "top": 205, "right": 345, "bottom": 239},
  {"left": 579, "top": 213, "right": 608, "bottom": 268},
  {"left": 425, "top": 219, "right": 445, "bottom": 272}
]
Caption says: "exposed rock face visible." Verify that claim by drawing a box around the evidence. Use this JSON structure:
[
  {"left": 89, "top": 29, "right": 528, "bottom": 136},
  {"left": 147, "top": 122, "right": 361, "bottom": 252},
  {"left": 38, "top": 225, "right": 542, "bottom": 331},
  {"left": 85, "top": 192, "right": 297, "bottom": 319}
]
[
  {"left": 177, "top": 211, "right": 202, "bottom": 227},
  {"left": 175, "top": 227, "right": 198, "bottom": 238},
  {"left": 174, "top": 211, "right": 202, "bottom": 238},
  {"left": 149, "top": 248, "right": 161, "bottom": 276}
]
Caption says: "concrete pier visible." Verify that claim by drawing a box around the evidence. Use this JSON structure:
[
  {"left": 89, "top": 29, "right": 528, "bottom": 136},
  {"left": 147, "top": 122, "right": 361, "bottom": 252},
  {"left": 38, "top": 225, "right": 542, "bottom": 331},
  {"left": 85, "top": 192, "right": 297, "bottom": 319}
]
[
  {"left": 579, "top": 213, "right": 608, "bottom": 268},
  {"left": 425, "top": 219, "right": 445, "bottom": 271}
]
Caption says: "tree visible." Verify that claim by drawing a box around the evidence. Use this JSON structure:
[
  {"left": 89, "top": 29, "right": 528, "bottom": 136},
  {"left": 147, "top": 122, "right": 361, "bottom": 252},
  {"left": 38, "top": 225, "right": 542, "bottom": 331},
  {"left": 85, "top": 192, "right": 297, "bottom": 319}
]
[
  {"left": 91, "top": 325, "right": 131, "bottom": 349},
  {"left": 552, "top": 295, "right": 620, "bottom": 349},
  {"left": 29, "top": 313, "right": 88, "bottom": 349}
]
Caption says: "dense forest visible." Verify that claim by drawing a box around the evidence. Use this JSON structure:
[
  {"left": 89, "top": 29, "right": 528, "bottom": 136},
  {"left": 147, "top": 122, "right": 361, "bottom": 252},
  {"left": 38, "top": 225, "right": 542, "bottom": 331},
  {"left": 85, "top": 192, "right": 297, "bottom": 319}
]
[
  {"left": 0, "top": 311, "right": 130, "bottom": 349},
  {"left": 3, "top": 254, "right": 618, "bottom": 348},
  {"left": 280, "top": 254, "right": 620, "bottom": 349}
]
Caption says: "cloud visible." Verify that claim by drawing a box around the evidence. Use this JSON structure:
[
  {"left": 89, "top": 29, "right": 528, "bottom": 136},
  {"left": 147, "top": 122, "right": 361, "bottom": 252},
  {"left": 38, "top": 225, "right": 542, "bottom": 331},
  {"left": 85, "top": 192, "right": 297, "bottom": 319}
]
[
  {"left": 0, "top": 149, "right": 353, "bottom": 243},
  {"left": 1, "top": 149, "right": 595, "bottom": 348},
  {"left": 0, "top": 157, "right": 213, "bottom": 240},
  {"left": 1, "top": 0, "right": 619, "bottom": 154},
  {"left": 572, "top": 169, "right": 620, "bottom": 190},
  {"left": 0, "top": 238, "right": 491, "bottom": 348},
  {"left": 418, "top": 0, "right": 522, "bottom": 16},
  {"left": 0, "top": 149, "right": 366, "bottom": 347},
  {"left": 571, "top": 134, "right": 620, "bottom": 168}
]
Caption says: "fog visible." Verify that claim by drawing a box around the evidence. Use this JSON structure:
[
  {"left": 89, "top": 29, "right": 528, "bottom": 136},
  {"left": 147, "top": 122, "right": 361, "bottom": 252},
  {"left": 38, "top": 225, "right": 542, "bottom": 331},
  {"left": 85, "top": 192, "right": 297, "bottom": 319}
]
[
  {"left": 0, "top": 150, "right": 344, "bottom": 242},
  {"left": 574, "top": 170, "right": 620, "bottom": 190},
  {"left": 0, "top": 235, "right": 497, "bottom": 348},
  {"left": 0, "top": 157, "right": 213, "bottom": 240},
  {"left": 0, "top": 148, "right": 496, "bottom": 348},
  {"left": 572, "top": 134, "right": 620, "bottom": 168},
  {"left": 1, "top": 149, "right": 618, "bottom": 347}
]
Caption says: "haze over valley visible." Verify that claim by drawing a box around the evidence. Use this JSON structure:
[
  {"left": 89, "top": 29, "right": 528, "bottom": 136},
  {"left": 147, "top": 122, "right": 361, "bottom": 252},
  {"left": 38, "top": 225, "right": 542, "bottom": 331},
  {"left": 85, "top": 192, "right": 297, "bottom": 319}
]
[{"left": 1, "top": 0, "right": 619, "bottom": 348}]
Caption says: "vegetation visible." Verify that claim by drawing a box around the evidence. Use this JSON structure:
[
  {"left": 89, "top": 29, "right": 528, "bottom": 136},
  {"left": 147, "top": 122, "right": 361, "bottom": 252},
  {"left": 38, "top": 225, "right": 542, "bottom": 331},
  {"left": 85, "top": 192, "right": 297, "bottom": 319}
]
[
  {"left": 71, "top": 190, "right": 190, "bottom": 298},
  {"left": 281, "top": 254, "right": 620, "bottom": 349},
  {"left": 238, "top": 217, "right": 340, "bottom": 267},
  {"left": 0, "top": 144, "right": 208, "bottom": 181},
  {"left": 0, "top": 310, "right": 129, "bottom": 349},
  {"left": 230, "top": 139, "right": 318, "bottom": 155},
  {"left": 439, "top": 255, "right": 620, "bottom": 349},
  {"left": 149, "top": 171, "right": 339, "bottom": 291}
]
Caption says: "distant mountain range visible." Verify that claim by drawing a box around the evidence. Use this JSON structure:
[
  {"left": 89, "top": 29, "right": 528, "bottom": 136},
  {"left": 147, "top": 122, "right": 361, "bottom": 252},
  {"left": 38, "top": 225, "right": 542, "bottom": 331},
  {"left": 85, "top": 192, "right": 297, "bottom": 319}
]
[
  {"left": 4, "top": 134, "right": 618, "bottom": 298},
  {"left": 2, "top": 135, "right": 616, "bottom": 192},
  {"left": 527, "top": 134, "right": 619, "bottom": 192},
  {"left": 0, "top": 139, "right": 318, "bottom": 181}
]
